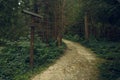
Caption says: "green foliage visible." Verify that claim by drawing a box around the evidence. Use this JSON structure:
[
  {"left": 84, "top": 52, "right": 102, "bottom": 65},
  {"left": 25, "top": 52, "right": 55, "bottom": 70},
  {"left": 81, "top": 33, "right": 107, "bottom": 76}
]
[
  {"left": 79, "top": 39, "right": 120, "bottom": 80},
  {"left": 65, "top": 34, "right": 120, "bottom": 80},
  {"left": 100, "top": 60, "right": 120, "bottom": 80},
  {"left": 0, "top": 0, "right": 30, "bottom": 41},
  {"left": 65, "top": 0, "right": 120, "bottom": 41},
  {"left": 0, "top": 37, "right": 66, "bottom": 80},
  {"left": 64, "top": 0, "right": 80, "bottom": 26},
  {"left": 64, "top": 34, "right": 80, "bottom": 42}
]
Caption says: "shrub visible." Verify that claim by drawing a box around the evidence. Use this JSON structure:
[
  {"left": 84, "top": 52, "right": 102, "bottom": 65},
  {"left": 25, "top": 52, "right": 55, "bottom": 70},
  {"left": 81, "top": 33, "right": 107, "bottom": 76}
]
[{"left": 0, "top": 38, "right": 66, "bottom": 80}]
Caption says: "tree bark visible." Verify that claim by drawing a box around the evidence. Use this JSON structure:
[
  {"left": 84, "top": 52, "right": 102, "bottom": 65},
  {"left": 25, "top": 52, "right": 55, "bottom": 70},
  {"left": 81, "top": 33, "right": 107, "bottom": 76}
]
[{"left": 85, "top": 12, "right": 89, "bottom": 40}]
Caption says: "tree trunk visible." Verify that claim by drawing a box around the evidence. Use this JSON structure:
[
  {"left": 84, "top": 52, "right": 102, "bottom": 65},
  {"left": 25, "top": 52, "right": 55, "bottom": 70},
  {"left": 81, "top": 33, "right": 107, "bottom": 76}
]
[{"left": 84, "top": 12, "right": 89, "bottom": 40}]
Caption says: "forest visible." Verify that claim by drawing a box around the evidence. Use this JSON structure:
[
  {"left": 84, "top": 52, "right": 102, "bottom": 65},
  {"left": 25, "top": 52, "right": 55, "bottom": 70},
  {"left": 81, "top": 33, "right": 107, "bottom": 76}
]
[{"left": 0, "top": 0, "right": 120, "bottom": 80}]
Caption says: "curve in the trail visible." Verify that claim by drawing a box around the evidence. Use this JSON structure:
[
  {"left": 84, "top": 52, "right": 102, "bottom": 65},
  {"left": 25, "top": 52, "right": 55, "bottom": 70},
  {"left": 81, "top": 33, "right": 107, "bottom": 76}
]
[{"left": 32, "top": 39, "right": 100, "bottom": 80}]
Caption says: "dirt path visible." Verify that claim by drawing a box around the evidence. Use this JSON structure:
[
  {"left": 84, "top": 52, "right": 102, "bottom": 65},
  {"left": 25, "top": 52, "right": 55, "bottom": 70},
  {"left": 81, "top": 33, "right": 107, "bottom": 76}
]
[{"left": 32, "top": 40, "right": 100, "bottom": 80}]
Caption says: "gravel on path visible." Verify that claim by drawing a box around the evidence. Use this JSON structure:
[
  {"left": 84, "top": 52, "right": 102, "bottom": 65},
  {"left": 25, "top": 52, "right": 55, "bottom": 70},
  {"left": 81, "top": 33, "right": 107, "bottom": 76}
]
[{"left": 31, "top": 40, "right": 100, "bottom": 80}]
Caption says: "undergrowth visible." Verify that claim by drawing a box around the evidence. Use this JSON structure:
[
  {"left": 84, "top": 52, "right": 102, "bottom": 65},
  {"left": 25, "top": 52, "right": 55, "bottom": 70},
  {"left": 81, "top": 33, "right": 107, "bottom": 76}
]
[
  {"left": 65, "top": 34, "right": 120, "bottom": 80},
  {"left": 0, "top": 37, "right": 66, "bottom": 80}
]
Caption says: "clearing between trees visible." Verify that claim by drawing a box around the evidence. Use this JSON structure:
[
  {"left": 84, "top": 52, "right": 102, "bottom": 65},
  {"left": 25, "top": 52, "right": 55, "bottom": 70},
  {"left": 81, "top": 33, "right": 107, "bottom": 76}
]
[{"left": 32, "top": 39, "right": 100, "bottom": 80}]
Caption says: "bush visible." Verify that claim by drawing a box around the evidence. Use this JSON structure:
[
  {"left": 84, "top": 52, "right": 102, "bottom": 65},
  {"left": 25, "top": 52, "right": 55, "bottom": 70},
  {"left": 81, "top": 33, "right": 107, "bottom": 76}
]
[
  {"left": 64, "top": 35, "right": 120, "bottom": 80},
  {"left": 0, "top": 38, "right": 66, "bottom": 80},
  {"left": 79, "top": 39, "right": 120, "bottom": 80}
]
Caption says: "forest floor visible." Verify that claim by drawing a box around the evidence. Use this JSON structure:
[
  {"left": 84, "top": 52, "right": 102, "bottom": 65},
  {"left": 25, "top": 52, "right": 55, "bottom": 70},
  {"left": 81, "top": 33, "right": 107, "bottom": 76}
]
[{"left": 31, "top": 39, "right": 101, "bottom": 80}]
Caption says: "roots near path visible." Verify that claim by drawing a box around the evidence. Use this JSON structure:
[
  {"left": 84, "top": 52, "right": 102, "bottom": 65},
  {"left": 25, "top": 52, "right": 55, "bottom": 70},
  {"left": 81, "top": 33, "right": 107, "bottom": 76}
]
[{"left": 32, "top": 40, "right": 100, "bottom": 80}]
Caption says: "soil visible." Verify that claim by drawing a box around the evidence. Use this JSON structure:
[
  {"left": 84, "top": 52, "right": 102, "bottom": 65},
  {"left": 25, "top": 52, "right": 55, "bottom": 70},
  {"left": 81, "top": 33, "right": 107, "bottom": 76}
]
[{"left": 31, "top": 39, "right": 100, "bottom": 80}]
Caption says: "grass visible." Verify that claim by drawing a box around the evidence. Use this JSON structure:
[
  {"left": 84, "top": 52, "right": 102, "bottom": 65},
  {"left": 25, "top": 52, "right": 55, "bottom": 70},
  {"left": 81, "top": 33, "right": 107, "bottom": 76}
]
[
  {"left": 0, "top": 37, "right": 66, "bottom": 80},
  {"left": 64, "top": 34, "right": 120, "bottom": 80}
]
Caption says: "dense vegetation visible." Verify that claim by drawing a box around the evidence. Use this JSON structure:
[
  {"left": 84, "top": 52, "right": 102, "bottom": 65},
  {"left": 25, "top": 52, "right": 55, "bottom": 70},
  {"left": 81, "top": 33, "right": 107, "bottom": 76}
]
[
  {"left": 64, "top": 0, "right": 120, "bottom": 80},
  {"left": 81, "top": 39, "right": 120, "bottom": 80},
  {"left": 65, "top": 35, "right": 120, "bottom": 80},
  {"left": 0, "top": 0, "right": 120, "bottom": 80},
  {"left": 0, "top": 37, "right": 65, "bottom": 80},
  {"left": 0, "top": 0, "right": 66, "bottom": 80},
  {"left": 65, "top": 0, "right": 120, "bottom": 41}
]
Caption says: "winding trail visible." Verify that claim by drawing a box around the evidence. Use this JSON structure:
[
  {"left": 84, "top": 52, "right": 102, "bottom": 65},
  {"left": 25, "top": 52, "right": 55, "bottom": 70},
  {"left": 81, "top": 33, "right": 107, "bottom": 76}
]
[{"left": 32, "top": 40, "right": 100, "bottom": 80}]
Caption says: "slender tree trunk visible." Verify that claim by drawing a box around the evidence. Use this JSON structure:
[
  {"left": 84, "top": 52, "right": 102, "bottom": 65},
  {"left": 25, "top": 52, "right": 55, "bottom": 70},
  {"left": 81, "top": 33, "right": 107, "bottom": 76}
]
[
  {"left": 54, "top": 2, "right": 58, "bottom": 40},
  {"left": 54, "top": 0, "right": 64, "bottom": 46},
  {"left": 30, "top": 0, "right": 39, "bottom": 68},
  {"left": 30, "top": 25, "right": 34, "bottom": 68},
  {"left": 43, "top": 0, "right": 49, "bottom": 43},
  {"left": 84, "top": 12, "right": 89, "bottom": 40},
  {"left": 59, "top": 0, "right": 65, "bottom": 46}
]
